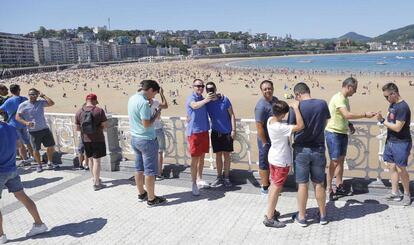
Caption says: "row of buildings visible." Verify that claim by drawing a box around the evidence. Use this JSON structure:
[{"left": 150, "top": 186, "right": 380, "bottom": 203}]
[{"left": 0, "top": 32, "right": 181, "bottom": 67}]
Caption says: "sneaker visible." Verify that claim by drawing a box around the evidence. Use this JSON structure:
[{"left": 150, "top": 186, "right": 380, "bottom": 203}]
[
  {"left": 385, "top": 192, "right": 402, "bottom": 201},
  {"left": 224, "top": 177, "right": 232, "bottom": 187},
  {"left": 210, "top": 176, "right": 224, "bottom": 187},
  {"left": 27, "top": 157, "right": 35, "bottom": 163},
  {"left": 317, "top": 212, "right": 329, "bottom": 225},
  {"left": 93, "top": 183, "right": 106, "bottom": 191},
  {"left": 138, "top": 191, "right": 148, "bottom": 202},
  {"left": 273, "top": 210, "right": 281, "bottom": 219},
  {"left": 260, "top": 186, "right": 269, "bottom": 195},
  {"left": 403, "top": 194, "right": 412, "bottom": 206},
  {"left": 263, "top": 215, "right": 286, "bottom": 228},
  {"left": 20, "top": 159, "right": 31, "bottom": 166},
  {"left": 0, "top": 234, "right": 7, "bottom": 244},
  {"left": 147, "top": 196, "right": 167, "bottom": 207},
  {"left": 155, "top": 175, "right": 164, "bottom": 181},
  {"left": 46, "top": 164, "right": 54, "bottom": 170},
  {"left": 328, "top": 191, "right": 338, "bottom": 201},
  {"left": 197, "top": 180, "right": 210, "bottom": 189},
  {"left": 36, "top": 165, "right": 43, "bottom": 173},
  {"left": 52, "top": 163, "right": 60, "bottom": 170},
  {"left": 192, "top": 183, "right": 200, "bottom": 196},
  {"left": 26, "top": 223, "right": 48, "bottom": 237},
  {"left": 335, "top": 184, "right": 351, "bottom": 196},
  {"left": 292, "top": 213, "right": 308, "bottom": 227}
]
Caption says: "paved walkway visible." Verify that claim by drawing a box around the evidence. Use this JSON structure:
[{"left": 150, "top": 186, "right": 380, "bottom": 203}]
[{"left": 1, "top": 166, "right": 414, "bottom": 245}]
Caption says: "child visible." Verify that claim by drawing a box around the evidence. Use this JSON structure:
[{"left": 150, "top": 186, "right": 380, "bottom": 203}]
[{"left": 263, "top": 100, "right": 304, "bottom": 228}]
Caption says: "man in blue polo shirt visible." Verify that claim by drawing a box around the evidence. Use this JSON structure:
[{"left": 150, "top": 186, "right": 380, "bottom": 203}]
[
  {"left": 128, "top": 80, "right": 166, "bottom": 207},
  {"left": 205, "top": 82, "right": 236, "bottom": 188},
  {"left": 0, "top": 122, "right": 48, "bottom": 243},
  {"left": 0, "top": 84, "right": 34, "bottom": 165}
]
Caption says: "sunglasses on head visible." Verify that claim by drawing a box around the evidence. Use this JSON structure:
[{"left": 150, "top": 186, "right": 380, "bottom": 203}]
[{"left": 193, "top": 85, "right": 205, "bottom": 88}]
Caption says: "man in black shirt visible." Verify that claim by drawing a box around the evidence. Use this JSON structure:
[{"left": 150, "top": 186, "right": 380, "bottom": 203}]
[{"left": 377, "top": 82, "right": 412, "bottom": 206}]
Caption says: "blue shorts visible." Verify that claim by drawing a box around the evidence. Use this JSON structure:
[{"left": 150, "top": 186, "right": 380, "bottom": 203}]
[
  {"left": 131, "top": 137, "right": 159, "bottom": 176},
  {"left": 16, "top": 127, "right": 31, "bottom": 145},
  {"left": 0, "top": 170, "right": 24, "bottom": 199},
  {"left": 383, "top": 141, "right": 412, "bottom": 167},
  {"left": 257, "top": 139, "right": 270, "bottom": 170},
  {"left": 325, "top": 131, "right": 348, "bottom": 161},
  {"left": 293, "top": 146, "right": 326, "bottom": 184},
  {"left": 156, "top": 128, "right": 166, "bottom": 153}
]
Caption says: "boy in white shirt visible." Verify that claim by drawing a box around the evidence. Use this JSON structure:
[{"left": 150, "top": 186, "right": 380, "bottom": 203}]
[{"left": 263, "top": 100, "right": 304, "bottom": 228}]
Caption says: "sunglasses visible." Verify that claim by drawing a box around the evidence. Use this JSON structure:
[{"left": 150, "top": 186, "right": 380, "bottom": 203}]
[
  {"left": 193, "top": 85, "right": 205, "bottom": 88},
  {"left": 28, "top": 93, "right": 38, "bottom": 96}
]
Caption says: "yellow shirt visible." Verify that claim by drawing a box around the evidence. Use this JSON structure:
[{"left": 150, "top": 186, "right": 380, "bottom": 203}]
[{"left": 325, "top": 92, "right": 350, "bottom": 134}]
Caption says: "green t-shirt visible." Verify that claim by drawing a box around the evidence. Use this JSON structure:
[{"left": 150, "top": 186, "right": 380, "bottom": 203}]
[{"left": 325, "top": 92, "right": 350, "bottom": 134}]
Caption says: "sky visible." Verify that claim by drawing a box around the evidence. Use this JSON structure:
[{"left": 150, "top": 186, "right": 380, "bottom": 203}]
[{"left": 1, "top": 0, "right": 413, "bottom": 39}]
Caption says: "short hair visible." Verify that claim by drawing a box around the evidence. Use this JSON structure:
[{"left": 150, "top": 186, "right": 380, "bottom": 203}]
[
  {"left": 342, "top": 77, "right": 358, "bottom": 88},
  {"left": 260, "top": 80, "right": 273, "bottom": 90},
  {"left": 293, "top": 82, "right": 310, "bottom": 95},
  {"left": 382, "top": 82, "right": 399, "bottom": 93},
  {"left": 205, "top": 81, "right": 216, "bottom": 88},
  {"left": 140, "top": 80, "right": 160, "bottom": 92},
  {"left": 9, "top": 84, "right": 20, "bottom": 94},
  {"left": 272, "top": 100, "right": 290, "bottom": 117},
  {"left": 28, "top": 88, "right": 39, "bottom": 94},
  {"left": 0, "top": 84, "right": 8, "bottom": 91},
  {"left": 193, "top": 79, "right": 204, "bottom": 84}
]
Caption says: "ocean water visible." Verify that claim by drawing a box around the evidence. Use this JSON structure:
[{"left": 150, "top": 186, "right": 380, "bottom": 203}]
[{"left": 227, "top": 51, "right": 414, "bottom": 74}]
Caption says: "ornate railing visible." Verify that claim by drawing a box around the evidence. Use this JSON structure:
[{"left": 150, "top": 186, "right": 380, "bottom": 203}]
[{"left": 45, "top": 113, "right": 414, "bottom": 178}]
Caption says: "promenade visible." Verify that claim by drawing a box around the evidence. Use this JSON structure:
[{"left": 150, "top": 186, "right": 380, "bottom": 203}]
[{"left": 1, "top": 165, "right": 414, "bottom": 245}]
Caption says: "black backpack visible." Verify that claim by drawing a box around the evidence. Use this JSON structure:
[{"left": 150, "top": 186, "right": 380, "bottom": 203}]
[{"left": 80, "top": 106, "right": 97, "bottom": 134}]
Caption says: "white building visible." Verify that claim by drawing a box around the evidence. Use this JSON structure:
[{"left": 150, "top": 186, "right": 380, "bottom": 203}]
[
  {"left": 156, "top": 46, "right": 168, "bottom": 56},
  {"left": 0, "top": 32, "right": 35, "bottom": 66},
  {"left": 135, "top": 36, "right": 148, "bottom": 44}
]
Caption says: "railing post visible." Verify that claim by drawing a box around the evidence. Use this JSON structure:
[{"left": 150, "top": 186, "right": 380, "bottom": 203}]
[{"left": 101, "top": 116, "right": 122, "bottom": 171}]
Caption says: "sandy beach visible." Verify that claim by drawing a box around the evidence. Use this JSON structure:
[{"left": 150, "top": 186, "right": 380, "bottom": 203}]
[{"left": 1, "top": 58, "right": 414, "bottom": 119}]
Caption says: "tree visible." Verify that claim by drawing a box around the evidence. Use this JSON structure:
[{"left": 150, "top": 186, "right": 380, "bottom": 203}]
[{"left": 96, "top": 29, "right": 112, "bottom": 41}]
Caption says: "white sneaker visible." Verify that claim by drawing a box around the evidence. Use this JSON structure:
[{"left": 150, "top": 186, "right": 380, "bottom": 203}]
[
  {"left": 0, "top": 234, "right": 7, "bottom": 244},
  {"left": 192, "top": 183, "right": 200, "bottom": 196},
  {"left": 26, "top": 223, "right": 48, "bottom": 237},
  {"left": 197, "top": 180, "right": 210, "bottom": 189}
]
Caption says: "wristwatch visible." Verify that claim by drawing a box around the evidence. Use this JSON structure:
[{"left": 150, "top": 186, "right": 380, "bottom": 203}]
[{"left": 379, "top": 118, "right": 385, "bottom": 124}]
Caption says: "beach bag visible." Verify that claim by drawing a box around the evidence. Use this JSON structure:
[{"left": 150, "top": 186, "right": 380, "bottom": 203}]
[{"left": 80, "top": 106, "right": 97, "bottom": 134}]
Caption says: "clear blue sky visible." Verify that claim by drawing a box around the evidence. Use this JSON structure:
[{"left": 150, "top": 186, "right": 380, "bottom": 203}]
[{"left": 1, "top": 0, "right": 413, "bottom": 39}]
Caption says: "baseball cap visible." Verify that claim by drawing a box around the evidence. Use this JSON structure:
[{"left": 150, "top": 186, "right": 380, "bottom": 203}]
[{"left": 85, "top": 93, "right": 99, "bottom": 103}]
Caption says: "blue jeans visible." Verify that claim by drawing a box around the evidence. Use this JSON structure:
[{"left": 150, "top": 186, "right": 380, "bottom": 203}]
[
  {"left": 257, "top": 139, "right": 270, "bottom": 170},
  {"left": 131, "top": 137, "right": 159, "bottom": 176},
  {"left": 0, "top": 170, "right": 23, "bottom": 199},
  {"left": 325, "top": 131, "right": 348, "bottom": 161},
  {"left": 293, "top": 146, "right": 326, "bottom": 184},
  {"left": 383, "top": 141, "right": 412, "bottom": 167}
]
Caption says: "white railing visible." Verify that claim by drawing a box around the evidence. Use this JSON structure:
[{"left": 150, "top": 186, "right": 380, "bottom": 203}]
[{"left": 45, "top": 113, "right": 414, "bottom": 178}]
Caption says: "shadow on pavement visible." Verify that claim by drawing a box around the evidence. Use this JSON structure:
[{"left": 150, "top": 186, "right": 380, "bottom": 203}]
[
  {"left": 10, "top": 218, "right": 108, "bottom": 242},
  {"left": 22, "top": 177, "right": 63, "bottom": 189}
]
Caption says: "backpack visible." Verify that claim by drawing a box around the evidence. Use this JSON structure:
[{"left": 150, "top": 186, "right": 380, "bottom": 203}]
[{"left": 80, "top": 106, "right": 97, "bottom": 134}]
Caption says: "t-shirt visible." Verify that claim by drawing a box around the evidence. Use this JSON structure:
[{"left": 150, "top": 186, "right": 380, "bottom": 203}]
[
  {"left": 386, "top": 100, "right": 412, "bottom": 142},
  {"left": 16, "top": 100, "right": 49, "bottom": 132},
  {"left": 206, "top": 95, "right": 232, "bottom": 134},
  {"left": 254, "top": 96, "right": 278, "bottom": 142},
  {"left": 150, "top": 99, "right": 163, "bottom": 130},
  {"left": 75, "top": 105, "right": 107, "bottom": 143},
  {"left": 267, "top": 118, "right": 294, "bottom": 167},
  {"left": 287, "top": 99, "right": 330, "bottom": 148},
  {"left": 0, "top": 122, "right": 17, "bottom": 173},
  {"left": 185, "top": 92, "right": 210, "bottom": 136},
  {"left": 128, "top": 92, "right": 155, "bottom": 140},
  {"left": 0, "top": 96, "right": 28, "bottom": 129},
  {"left": 325, "top": 92, "right": 350, "bottom": 135}
]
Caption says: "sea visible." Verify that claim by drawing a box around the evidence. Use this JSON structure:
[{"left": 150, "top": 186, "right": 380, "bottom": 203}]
[{"left": 226, "top": 51, "right": 414, "bottom": 74}]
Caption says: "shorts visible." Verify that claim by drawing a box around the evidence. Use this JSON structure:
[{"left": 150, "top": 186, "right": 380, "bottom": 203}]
[
  {"left": 156, "top": 128, "right": 166, "bottom": 153},
  {"left": 188, "top": 131, "right": 209, "bottom": 157},
  {"left": 293, "top": 146, "right": 326, "bottom": 184},
  {"left": 16, "top": 127, "right": 31, "bottom": 145},
  {"left": 211, "top": 130, "right": 233, "bottom": 153},
  {"left": 131, "top": 136, "right": 158, "bottom": 176},
  {"left": 269, "top": 164, "right": 290, "bottom": 187},
  {"left": 0, "top": 170, "right": 24, "bottom": 199},
  {"left": 325, "top": 131, "right": 348, "bottom": 161},
  {"left": 257, "top": 140, "right": 270, "bottom": 170},
  {"left": 383, "top": 141, "right": 412, "bottom": 167},
  {"left": 29, "top": 128, "right": 55, "bottom": 151},
  {"left": 84, "top": 142, "right": 107, "bottom": 159}
]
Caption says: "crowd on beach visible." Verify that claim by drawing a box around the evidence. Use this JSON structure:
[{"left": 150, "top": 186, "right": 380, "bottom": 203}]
[{"left": 1, "top": 65, "right": 414, "bottom": 243}]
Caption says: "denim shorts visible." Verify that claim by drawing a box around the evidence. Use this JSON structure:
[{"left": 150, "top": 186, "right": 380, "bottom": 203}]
[
  {"left": 257, "top": 139, "right": 270, "bottom": 170},
  {"left": 325, "top": 131, "right": 348, "bottom": 161},
  {"left": 131, "top": 136, "right": 159, "bottom": 176},
  {"left": 0, "top": 170, "right": 24, "bottom": 199},
  {"left": 293, "top": 146, "right": 326, "bottom": 184},
  {"left": 16, "top": 128, "right": 31, "bottom": 145},
  {"left": 155, "top": 128, "right": 166, "bottom": 152},
  {"left": 383, "top": 141, "right": 412, "bottom": 167}
]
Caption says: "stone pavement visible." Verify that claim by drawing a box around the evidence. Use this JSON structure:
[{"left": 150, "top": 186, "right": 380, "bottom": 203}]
[{"left": 1, "top": 166, "right": 414, "bottom": 245}]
